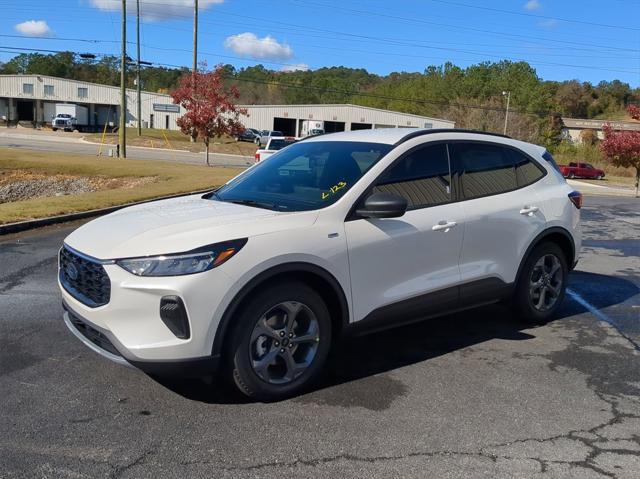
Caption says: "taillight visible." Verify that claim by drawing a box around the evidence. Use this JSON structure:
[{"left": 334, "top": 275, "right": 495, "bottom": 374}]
[
  {"left": 568, "top": 191, "right": 582, "bottom": 209},
  {"left": 254, "top": 152, "right": 260, "bottom": 162}
]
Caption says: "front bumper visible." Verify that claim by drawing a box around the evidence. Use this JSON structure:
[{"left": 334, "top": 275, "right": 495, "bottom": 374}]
[{"left": 62, "top": 301, "right": 220, "bottom": 377}]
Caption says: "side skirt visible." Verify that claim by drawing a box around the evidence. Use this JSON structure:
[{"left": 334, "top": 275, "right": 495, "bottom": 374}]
[{"left": 345, "top": 278, "right": 514, "bottom": 338}]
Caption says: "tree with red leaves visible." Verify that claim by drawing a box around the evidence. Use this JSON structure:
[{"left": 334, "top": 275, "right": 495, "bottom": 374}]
[
  {"left": 171, "top": 64, "right": 247, "bottom": 166},
  {"left": 600, "top": 105, "right": 640, "bottom": 197}
]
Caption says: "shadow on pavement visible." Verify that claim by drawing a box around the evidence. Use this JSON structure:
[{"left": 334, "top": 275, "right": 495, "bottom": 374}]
[{"left": 157, "top": 270, "right": 639, "bottom": 405}]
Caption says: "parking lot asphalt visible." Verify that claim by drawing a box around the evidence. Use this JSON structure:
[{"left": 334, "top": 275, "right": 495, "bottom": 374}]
[{"left": 0, "top": 195, "right": 638, "bottom": 478}]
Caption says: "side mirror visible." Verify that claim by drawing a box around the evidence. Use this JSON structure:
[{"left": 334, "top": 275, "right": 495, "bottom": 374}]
[{"left": 356, "top": 192, "right": 408, "bottom": 219}]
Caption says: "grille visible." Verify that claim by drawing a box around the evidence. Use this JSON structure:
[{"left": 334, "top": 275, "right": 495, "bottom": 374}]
[
  {"left": 59, "top": 247, "right": 111, "bottom": 308},
  {"left": 67, "top": 310, "right": 121, "bottom": 357}
]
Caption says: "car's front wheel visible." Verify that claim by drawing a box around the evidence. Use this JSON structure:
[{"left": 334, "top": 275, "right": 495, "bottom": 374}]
[
  {"left": 228, "top": 282, "right": 332, "bottom": 401},
  {"left": 512, "top": 242, "right": 568, "bottom": 324}
]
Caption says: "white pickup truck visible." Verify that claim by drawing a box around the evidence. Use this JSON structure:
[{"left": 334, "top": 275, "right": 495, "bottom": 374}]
[{"left": 254, "top": 137, "right": 298, "bottom": 163}]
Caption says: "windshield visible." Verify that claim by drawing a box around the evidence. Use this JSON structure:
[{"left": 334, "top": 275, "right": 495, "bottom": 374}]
[
  {"left": 268, "top": 139, "right": 297, "bottom": 150},
  {"left": 215, "top": 141, "right": 392, "bottom": 212}
]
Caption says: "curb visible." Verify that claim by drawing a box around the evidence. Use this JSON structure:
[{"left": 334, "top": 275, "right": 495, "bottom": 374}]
[
  {"left": 80, "top": 137, "right": 253, "bottom": 159},
  {"left": 0, "top": 188, "right": 212, "bottom": 236}
]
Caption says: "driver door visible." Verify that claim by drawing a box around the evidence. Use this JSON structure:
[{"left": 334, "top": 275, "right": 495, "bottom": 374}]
[{"left": 344, "top": 142, "right": 464, "bottom": 324}]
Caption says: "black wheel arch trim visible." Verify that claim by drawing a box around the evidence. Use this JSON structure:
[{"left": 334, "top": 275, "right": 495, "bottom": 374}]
[
  {"left": 211, "top": 262, "right": 350, "bottom": 357},
  {"left": 515, "top": 227, "right": 576, "bottom": 286}
]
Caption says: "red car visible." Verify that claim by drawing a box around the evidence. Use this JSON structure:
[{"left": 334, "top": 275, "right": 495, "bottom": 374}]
[{"left": 558, "top": 162, "right": 605, "bottom": 180}]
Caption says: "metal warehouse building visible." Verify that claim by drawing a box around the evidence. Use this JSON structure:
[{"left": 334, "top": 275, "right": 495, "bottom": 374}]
[
  {"left": 242, "top": 104, "right": 454, "bottom": 136},
  {"left": 0, "top": 74, "right": 183, "bottom": 131},
  {"left": 0, "top": 74, "right": 454, "bottom": 133}
]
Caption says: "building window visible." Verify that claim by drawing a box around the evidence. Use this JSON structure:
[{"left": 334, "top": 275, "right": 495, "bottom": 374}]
[
  {"left": 78, "top": 87, "right": 88, "bottom": 98},
  {"left": 23, "top": 83, "right": 34, "bottom": 95},
  {"left": 44, "top": 85, "right": 54, "bottom": 96}
]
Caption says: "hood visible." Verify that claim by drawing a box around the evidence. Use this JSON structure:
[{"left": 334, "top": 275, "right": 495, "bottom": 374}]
[{"left": 64, "top": 194, "right": 318, "bottom": 259}]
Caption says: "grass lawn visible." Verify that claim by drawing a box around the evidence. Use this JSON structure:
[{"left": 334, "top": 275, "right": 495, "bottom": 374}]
[
  {"left": 83, "top": 128, "right": 257, "bottom": 156},
  {"left": 0, "top": 148, "right": 242, "bottom": 224}
]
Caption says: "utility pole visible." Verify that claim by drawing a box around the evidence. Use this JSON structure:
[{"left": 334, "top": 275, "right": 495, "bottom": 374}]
[
  {"left": 119, "top": 0, "right": 127, "bottom": 157},
  {"left": 190, "top": 0, "right": 198, "bottom": 143},
  {"left": 193, "top": 0, "right": 198, "bottom": 75},
  {"left": 502, "top": 90, "right": 511, "bottom": 136},
  {"left": 136, "top": 0, "right": 141, "bottom": 136}
]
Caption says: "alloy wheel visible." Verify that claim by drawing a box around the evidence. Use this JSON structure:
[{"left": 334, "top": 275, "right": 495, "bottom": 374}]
[
  {"left": 529, "top": 254, "right": 563, "bottom": 312},
  {"left": 249, "top": 301, "right": 320, "bottom": 385}
]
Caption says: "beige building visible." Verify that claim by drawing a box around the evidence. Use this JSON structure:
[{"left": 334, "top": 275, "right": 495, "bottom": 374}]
[
  {"left": 0, "top": 74, "right": 454, "bottom": 134},
  {"left": 562, "top": 117, "right": 640, "bottom": 144},
  {"left": 0, "top": 74, "right": 184, "bottom": 131},
  {"left": 241, "top": 104, "right": 454, "bottom": 136}
]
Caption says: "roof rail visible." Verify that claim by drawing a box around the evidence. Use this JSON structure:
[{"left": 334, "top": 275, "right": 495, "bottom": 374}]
[{"left": 395, "top": 128, "right": 511, "bottom": 145}]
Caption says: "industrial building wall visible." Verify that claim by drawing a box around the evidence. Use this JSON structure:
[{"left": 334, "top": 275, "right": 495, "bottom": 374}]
[
  {"left": 241, "top": 104, "right": 454, "bottom": 133},
  {"left": 0, "top": 75, "right": 184, "bottom": 130}
]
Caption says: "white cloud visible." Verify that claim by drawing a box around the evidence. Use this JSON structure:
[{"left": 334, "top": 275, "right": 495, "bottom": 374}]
[
  {"left": 224, "top": 32, "right": 293, "bottom": 61},
  {"left": 90, "top": 0, "right": 223, "bottom": 20},
  {"left": 538, "top": 19, "right": 558, "bottom": 28},
  {"left": 524, "top": 0, "right": 541, "bottom": 11},
  {"left": 281, "top": 63, "right": 309, "bottom": 72},
  {"left": 14, "top": 20, "right": 53, "bottom": 37}
]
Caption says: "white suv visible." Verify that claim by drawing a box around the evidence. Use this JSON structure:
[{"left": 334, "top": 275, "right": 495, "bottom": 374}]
[{"left": 59, "top": 129, "right": 581, "bottom": 400}]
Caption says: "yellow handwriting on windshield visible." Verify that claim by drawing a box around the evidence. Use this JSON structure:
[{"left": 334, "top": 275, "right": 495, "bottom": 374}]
[{"left": 322, "top": 181, "right": 347, "bottom": 200}]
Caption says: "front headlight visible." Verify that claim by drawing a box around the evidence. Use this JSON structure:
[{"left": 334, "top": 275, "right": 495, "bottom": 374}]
[{"left": 116, "top": 239, "right": 247, "bottom": 277}]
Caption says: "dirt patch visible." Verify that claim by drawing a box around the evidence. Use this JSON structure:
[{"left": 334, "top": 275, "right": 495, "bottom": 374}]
[{"left": 0, "top": 169, "right": 157, "bottom": 204}]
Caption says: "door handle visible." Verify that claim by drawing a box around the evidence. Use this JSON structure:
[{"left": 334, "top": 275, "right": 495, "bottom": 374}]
[
  {"left": 520, "top": 205, "right": 539, "bottom": 216},
  {"left": 432, "top": 221, "right": 457, "bottom": 232}
]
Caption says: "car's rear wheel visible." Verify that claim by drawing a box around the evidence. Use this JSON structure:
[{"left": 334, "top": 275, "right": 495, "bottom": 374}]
[
  {"left": 228, "top": 282, "right": 331, "bottom": 401},
  {"left": 513, "top": 242, "right": 568, "bottom": 325}
]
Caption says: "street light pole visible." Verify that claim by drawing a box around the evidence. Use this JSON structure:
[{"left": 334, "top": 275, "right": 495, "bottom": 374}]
[
  {"left": 119, "top": 0, "right": 127, "bottom": 158},
  {"left": 502, "top": 90, "right": 511, "bottom": 136},
  {"left": 136, "top": 0, "right": 141, "bottom": 137}
]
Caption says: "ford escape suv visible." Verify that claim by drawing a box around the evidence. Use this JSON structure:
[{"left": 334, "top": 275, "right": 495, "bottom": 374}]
[{"left": 59, "top": 129, "right": 581, "bottom": 400}]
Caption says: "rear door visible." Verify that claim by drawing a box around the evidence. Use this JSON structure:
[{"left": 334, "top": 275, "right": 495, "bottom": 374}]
[
  {"left": 449, "top": 141, "right": 547, "bottom": 296},
  {"left": 345, "top": 142, "right": 464, "bottom": 323}
]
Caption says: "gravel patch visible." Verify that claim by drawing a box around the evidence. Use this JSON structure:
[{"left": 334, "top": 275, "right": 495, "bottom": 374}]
[
  {"left": 0, "top": 177, "right": 95, "bottom": 203},
  {"left": 0, "top": 170, "right": 157, "bottom": 203}
]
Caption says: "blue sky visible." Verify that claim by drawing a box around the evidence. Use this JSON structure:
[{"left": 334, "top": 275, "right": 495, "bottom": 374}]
[{"left": 2, "top": 0, "right": 639, "bottom": 86}]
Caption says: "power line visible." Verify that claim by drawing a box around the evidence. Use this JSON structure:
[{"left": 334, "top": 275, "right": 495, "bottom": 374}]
[{"left": 426, "top": 0, "right": 640, "bottom": 31}]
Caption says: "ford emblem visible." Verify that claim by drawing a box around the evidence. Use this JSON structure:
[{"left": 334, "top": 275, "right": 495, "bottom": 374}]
[{"left": 65, "top": 262, "right": 79, "bottom": 281}]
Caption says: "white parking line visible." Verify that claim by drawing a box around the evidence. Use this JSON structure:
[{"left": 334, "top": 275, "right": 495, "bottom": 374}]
[{"left": 567, "top": 288, "right": 639, "bottom": 351}]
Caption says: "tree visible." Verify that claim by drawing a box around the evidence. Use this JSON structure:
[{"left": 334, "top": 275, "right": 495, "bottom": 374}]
[
  {"left": 600, "top": 106, "right": 640, "bottom": 197},
  {"left": 540, "top": 113, "right": 565, "bottom": 151},
  {"left": 580, "top": 129, "right": 599, "bottom": 146},
  {"left": 171, "top": 64, "right": 247, "bottom": 166}
]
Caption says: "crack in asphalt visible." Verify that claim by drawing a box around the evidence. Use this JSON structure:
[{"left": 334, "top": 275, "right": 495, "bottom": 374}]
[{"left": 109, "top": 448, "right": 156, "bottom": 479}]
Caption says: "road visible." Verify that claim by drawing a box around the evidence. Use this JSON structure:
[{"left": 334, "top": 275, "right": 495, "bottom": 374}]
[
  {"left": 0, "top": 130, "right": 254, "bottom": 168},
  {"left": 0, "top": 196, "right": 638, "bottom": 478}
]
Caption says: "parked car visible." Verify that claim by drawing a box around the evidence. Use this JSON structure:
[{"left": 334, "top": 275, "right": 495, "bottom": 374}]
[
  {"left": 559, "top": 162, "right": 605, "bottom": 180},
  {"left": 254, "top": 136, "right": 298, "bottom": 163},
  {"left": 258, "top": 130, "right": 284, "bottom": 147},
  {"left": 236, "top": 128, "right": 261, "bottom": 143},
  {"left": 59, "top": 129, "right": 581, "bottom": 401}
]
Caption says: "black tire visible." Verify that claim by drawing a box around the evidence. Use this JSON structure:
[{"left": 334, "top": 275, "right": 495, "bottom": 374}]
[
  {"left": 568, "top": 172, "right": 575, "bottom": 179},
  {"left": 596, "top": 175, "right": 603, "bottom": 180},
  {"left": 228, "top": 282, "right": 332, "bottom": 401},
  {"left": 512, "top": 242, "right": 568, "bottom": 325}
]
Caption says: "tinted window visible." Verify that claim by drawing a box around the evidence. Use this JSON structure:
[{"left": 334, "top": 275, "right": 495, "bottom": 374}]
[
  {"left": 215, "top": 141, "right": 392, "bottom": 211},
  {"left": 374, "top": 143, "right": 451, "bottom": 209},
  {"left": 509, "top": 149, "right": 545, "bottom": 187},
  {"left": 268, "top": 139, "right": 297, "bottom": 150},
  {"left": 450, "top": 143, "right": 517, "bottom": 199},
  {"left": 542, "top": 151, "right": 561, "bottom": 173}
]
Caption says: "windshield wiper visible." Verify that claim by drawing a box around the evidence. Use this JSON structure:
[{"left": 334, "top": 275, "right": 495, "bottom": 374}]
[{"left": 226, "top": 199, "right": 280, "bottom": 211}]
